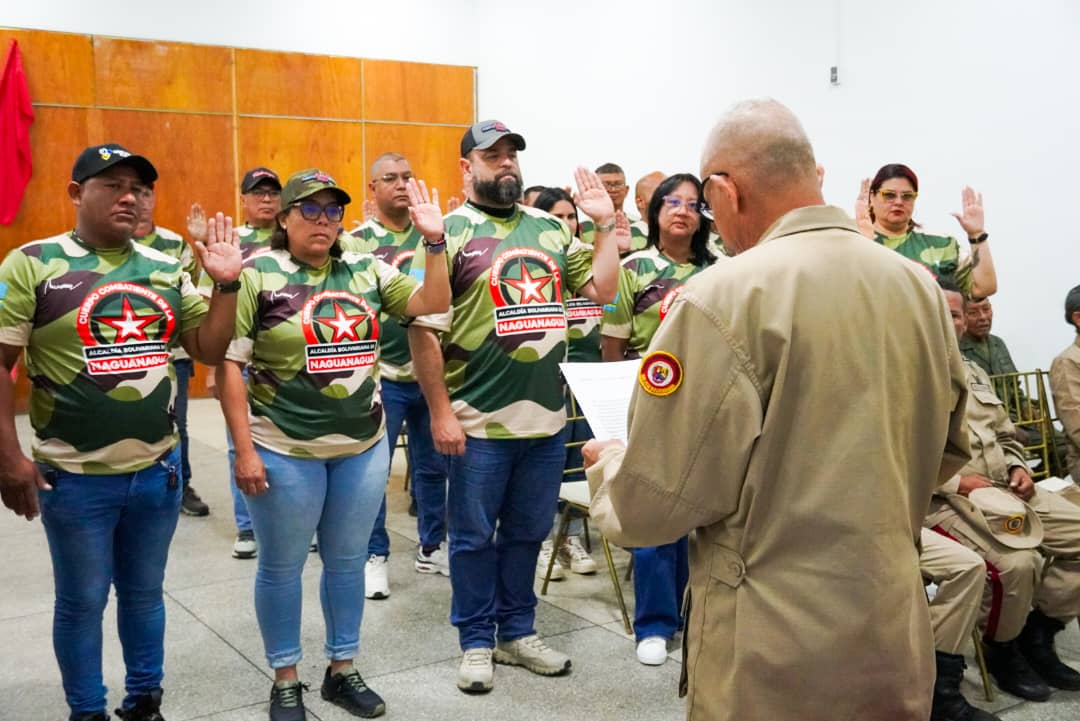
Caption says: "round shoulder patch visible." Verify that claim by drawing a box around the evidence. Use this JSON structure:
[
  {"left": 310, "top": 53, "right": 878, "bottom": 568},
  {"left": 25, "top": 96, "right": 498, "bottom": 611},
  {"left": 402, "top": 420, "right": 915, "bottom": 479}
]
[
  {"left": 1004, "top": 514, "right": 1025, "bottom": 534},
  {"left": 639, "top": 351, "right": 683, "bottom": 397}
]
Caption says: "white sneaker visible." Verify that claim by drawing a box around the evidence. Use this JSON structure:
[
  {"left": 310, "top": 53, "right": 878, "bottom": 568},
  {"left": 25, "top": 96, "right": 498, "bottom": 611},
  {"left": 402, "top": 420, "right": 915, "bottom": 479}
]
[
  {"left": 537, "top": 539, "right": 565, "bottom": 580},
  {"left": 636, "top": 636, "right": 668, "bottom": 666},
  {"left": 558, "top": 536, "right": 597, "bottom": 575},
  {"left": 232, "top": 529, "right": 257, "bottom": 559},
  {"left": 364, "top": 555, "right": 390, "bottom": 599},
  {"left": 415, "top": 542, "right": 450, "bottom": 576},
  {"left": 494, "top": 634, "right": 571, "bottom": 675},
  {"left": 457, "top": 647, "right": 494, "bottom": 693}
]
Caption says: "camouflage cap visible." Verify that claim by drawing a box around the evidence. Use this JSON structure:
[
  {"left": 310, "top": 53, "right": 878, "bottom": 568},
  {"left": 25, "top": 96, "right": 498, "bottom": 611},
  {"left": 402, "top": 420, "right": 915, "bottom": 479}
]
[{"left": 280, "top": 169, "right": 351, "bottom": 208}]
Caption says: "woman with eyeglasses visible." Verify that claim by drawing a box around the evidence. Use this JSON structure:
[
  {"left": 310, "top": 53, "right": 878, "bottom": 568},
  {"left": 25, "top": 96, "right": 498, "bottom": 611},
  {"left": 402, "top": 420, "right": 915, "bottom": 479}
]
[
  {"left": 217, "top": 168, "right": 450, "bottom": 721},
  {"left": 600, "top": 173, "right": 715, "bottom": 666},
  {"left": 857, "top": 163, "right": 997, "bottom": 298}
]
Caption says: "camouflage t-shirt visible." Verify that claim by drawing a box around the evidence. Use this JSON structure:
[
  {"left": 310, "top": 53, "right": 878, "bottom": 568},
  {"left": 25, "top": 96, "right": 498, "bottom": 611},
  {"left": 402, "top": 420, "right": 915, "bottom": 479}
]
[
  {"left": 197, "top": 223, "right": 274, "bottom": 297},
  {"left": 875, "top": 230, "right": 975, "bottom": 294},
  {"left": 134, "top": 225, "right": 197, "bottom": 360},
  {"left": 227, "top": 248, "right": 418, "bottom": 459},
  {"left": 601, "top": 245, "right": 709, "bottom": 358},
  {"left": 342, "top": 218, "right": 427, "bottom": 383},
  {"left": 580, "top": 217, "right": 648, "bottom": 254},
  {"left": 0, "top": 232, "right": 208, "bottom": 473},
  {"left": 412, "top": 201, "right": 595, "bottom": 439}
]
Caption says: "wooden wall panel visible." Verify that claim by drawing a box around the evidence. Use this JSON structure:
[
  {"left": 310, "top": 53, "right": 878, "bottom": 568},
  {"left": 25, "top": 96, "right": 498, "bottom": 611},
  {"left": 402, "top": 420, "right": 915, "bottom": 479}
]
[
  {"left": 363, "top": 60, "right": 474, "bottom": 125},
  {"left": 364, "top": 124, "right": 466, "bottom": 208},
  {"left": 0, "top": 28, "right": 94, "bottom": 106},
  {"left": 236, "top": 49, "right": 362, "bottom": 119},
  {"left": 238, "top": 117, "right": 366, "bottom": 226},
  {"left": 93, "top": 38, "right": 232, "bottom": 113}
]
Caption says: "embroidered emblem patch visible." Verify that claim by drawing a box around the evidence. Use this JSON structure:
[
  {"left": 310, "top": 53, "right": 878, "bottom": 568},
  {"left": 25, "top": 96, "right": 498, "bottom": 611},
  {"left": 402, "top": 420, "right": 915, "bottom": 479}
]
[
  {"left": 1004, "top": 515, "right": 1025, "bottom": 534},
  {"left": 639, "top": 351, "right": 683, "bottom": 397}
]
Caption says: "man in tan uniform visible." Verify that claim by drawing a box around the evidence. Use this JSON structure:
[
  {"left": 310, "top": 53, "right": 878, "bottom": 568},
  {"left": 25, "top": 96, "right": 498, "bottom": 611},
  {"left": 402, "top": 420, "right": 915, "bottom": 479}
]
[
  {"left": 1050, "top": 285, "right": 1080, "bottom": 482},
  {"left": 927, "top": 281, "right": 1080, "bottom": 701},
  {"left": 583, "top": 98, "right": 970, "bottom": 721}
]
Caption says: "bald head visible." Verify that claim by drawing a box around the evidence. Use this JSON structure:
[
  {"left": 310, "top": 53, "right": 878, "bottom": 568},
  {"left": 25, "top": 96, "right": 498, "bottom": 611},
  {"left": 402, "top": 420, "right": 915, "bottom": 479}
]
[
  {"left": 635, "top": 171, "right": 665, "bottom": 218},
  {"left": 700, "top": 98, "right": 823, "bottom": 254}
]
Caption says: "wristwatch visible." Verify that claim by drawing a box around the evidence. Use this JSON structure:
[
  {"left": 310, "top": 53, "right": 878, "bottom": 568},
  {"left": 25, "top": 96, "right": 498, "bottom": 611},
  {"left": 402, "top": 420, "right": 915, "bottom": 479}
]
[
  {"left": 594, "top": 220, "right": 616, "bottom": 233},
  {"left": 969, "top": 232, "right": 989, "bottom": 245},
  {"left": 215, "top": 279, "right": 242, "bottom": 293}
]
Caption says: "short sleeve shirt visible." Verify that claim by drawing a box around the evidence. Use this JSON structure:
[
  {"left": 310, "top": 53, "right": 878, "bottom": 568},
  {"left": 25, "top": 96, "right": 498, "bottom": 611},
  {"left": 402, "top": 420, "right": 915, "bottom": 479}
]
[
  {"left": 197, "top": 223, "right": 274, "bottom": 298},
  {"left": 580, "top": 216, "right": 648, "bottom": 254},
  {"left": 412, "top": 201, "right": 594, "bottom": 439},
  {"left": 134, "top": 225, "right": 197, "bottom": 360},
  {"left": 227, "top": 248, "right": 418, "bottom": 459},
  {"left": 342, "top": 219, "right": 427, "bottom": 383},
  {"left": 601, "top": 245, "right": 709, "bottom": 358},
  {"left": 0, "top": 232, "right": 208, "bottom": 473},
  {"left": 875, "top": 230, "right": 974, "bottom": 294}
]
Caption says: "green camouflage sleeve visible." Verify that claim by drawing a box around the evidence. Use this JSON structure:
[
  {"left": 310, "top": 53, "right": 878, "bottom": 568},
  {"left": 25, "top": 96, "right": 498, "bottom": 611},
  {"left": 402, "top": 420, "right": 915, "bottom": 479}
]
[
  {"left": 178, "top": 271, "right": 210, "bottom": 340},
  {"left": 225, "top": 266, "right": 261, "bottom": 363},
  {"left": 566, "top": 235, "right": 594, "bottom": 295},
  {"left": 410, "top": 231, "right": 462, "bottom": 333},
  {"left": 0, "top": 249, "right": 38, "bottom": 347},
  {"left": 375, "top": 257, "right": 420, "bottom": 320},
  {"left": 600, "top": 266, "right": 634, "bottom": 340}
]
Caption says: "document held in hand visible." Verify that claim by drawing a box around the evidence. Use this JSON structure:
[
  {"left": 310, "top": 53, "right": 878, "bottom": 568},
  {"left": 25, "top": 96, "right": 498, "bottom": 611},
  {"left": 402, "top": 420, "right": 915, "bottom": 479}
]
[{"left": 559, "top": 360, "right": 639, "bottom": 443}]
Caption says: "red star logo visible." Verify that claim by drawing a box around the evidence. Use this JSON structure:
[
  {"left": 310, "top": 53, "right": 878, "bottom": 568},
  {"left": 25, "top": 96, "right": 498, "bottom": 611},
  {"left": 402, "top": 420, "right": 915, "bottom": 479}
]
[
  {"left": 503, "top": 258, "right": 552, "bottom": 304},
  {"left": 315, "top": 301, "right": 366, "bottom": 342},
  {"left": 98, "top": 295, "right": 162, "bottom": 343}
]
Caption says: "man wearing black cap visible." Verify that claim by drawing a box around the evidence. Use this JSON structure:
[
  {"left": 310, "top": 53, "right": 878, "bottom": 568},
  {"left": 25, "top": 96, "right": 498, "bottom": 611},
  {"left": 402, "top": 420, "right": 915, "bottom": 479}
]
[
  {"left": 409, "top": 120, "right": 619, "bottom": 692},
  {"left": 1050, "top": 285, "right": 1080, "bottom": 484},
  {"left": 0, "top": 143, "right": 242, "bottom": 721},
  {"left": 190, "top": 166, "right": 282, "bottom": 559}
]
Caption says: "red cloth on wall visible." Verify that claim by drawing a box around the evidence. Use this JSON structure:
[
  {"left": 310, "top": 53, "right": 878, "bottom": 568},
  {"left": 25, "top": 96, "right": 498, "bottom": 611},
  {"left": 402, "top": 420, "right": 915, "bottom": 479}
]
[{"left": 0, "top": 39, "right": 34, "bottom": 226}]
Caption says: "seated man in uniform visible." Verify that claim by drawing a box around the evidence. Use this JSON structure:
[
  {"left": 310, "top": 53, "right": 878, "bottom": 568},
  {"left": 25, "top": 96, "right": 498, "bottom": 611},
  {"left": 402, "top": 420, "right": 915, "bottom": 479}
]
[
  {"left": 928, "top": 279, "right": 1080, "bottom": 702},
  {"left": 1050, "top": 285, "right": 1080, "bottom": 483}
]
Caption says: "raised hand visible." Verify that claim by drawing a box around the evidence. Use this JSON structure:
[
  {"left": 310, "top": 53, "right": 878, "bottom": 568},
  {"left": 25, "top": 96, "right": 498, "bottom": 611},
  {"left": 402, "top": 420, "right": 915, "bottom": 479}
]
[
  {"left": 406, "top": 178, "right": 444, "bottom": 241},
  {"left": 362, "top": 199, "right": 377, "bottom": 222},
  {"left": 197, "top": 212, "right": 243, "bottom": 284},
  {"left": 951, "top": 186, "right": 985, "bottom": 238},
  {"left": 573, "top": 166, "right": 616, "bottom": 224},
  {"left": 446, "top": 195, "right": 462, "bottom": 213},
  {"left": 613, "top": 211, "right": 632, "bottom": 252},
  {"left": 854, "top": 178, "right": 874, "bottom": 238},
  {"left": 186, "top": 203, "right": 208, "bottom": 244}
]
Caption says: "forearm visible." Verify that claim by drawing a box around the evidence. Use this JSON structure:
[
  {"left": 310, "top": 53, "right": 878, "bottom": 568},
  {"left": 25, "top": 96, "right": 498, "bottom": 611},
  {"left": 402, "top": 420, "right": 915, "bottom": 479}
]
[
  {"left": 588, "top": 226, "right": 619, "bottom": 304},
  {"left": 601, "top": 335, "right": 628, "bottom": 362},
  {"left": 970, "top": 242, "right": 997, "bottom": 298},
  {"left": 217, "top": 362, "right": 256, "bottom": 456},
  {"left": 0, "top": 353, "right": 26, "bottom": 465},
  {"left": 408, "top": 326, "right": 453, "bottom": 418},
  {"left": 188, "top": 291, "right": 238, "bottom": 364}
]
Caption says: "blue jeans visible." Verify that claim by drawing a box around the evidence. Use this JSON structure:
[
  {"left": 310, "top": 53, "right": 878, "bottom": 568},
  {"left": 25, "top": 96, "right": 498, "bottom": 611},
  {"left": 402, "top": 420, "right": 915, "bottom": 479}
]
[
  {"left": 632, "top": 536, "right": 690, "bottom": 640},
  {"left": 447, "top": 431, "right": 566, "bottom": 650},
  {"left": 368, "top": 379, "right": 447, "bottom": 556},
  {"left": 246, "top": 439, "right": 389, "bottom": 668},
  {"left": 173, "top": 358, "right": 193, "bottom": 483},
  {"left": 226, "top": 429, "right": 252, "bottom": 532},
  {"left": 37, "top": 447, "right": 182, "bottom": 719}
]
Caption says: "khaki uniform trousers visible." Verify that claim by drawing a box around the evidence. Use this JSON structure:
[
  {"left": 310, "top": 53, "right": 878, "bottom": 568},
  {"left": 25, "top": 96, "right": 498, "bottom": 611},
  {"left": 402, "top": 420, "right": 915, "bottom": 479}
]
[{"left": 921, "top": 528, "right": 985, "bottom": 655}]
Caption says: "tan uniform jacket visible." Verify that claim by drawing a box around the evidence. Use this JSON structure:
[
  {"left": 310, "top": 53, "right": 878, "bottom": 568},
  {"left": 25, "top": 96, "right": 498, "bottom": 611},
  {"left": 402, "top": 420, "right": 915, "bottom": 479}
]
[
  {"left": 588, "top": 206, "right": 970, "bottom": 721},
  {"left": 1050, "top": 337, "right": 1080, "bottom": 481}
]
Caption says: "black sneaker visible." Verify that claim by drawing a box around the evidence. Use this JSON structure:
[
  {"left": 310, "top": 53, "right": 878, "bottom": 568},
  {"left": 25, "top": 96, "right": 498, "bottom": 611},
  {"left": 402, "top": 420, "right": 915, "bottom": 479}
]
[
  {"left": 269, "top": 680, "right": 308, "bottom": 721},
  {"left": 72, "top": 713, "right": 110, "bottom": 721},
  {"left": 114, "top": 689, "right": 165, "bottom": 721},
  {"left": 181, "top": 484, "right": 210, "bottom": 516},
  {"left": 321, "top": 666, "right": 385, "bottom": 718}
]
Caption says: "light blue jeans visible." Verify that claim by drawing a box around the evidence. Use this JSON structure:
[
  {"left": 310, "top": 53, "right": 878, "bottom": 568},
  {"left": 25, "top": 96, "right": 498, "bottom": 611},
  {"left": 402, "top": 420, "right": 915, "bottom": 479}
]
[{"left": 245, "top": 439, "right": 389, "bottom": 668}]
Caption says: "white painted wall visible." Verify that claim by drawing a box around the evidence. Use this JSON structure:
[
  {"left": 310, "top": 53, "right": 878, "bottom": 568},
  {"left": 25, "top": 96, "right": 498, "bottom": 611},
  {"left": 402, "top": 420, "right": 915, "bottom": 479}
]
[{"left": 4, "top": 0, "right": 1079, "bottom": 372}]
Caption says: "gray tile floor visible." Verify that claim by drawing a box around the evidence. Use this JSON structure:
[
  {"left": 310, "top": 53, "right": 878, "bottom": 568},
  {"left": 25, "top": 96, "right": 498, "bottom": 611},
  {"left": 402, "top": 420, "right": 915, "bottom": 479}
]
[{"left": 3, "top": 399, "right": 1080, "bottom": 720}]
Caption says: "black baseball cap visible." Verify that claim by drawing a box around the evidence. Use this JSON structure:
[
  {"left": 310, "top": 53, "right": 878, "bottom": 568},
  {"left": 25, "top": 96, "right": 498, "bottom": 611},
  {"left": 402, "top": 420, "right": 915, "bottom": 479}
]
[
  {"left": 72, "top": 143, "right": 157, "bottom": 184},
  {"left": 241, "top": 167, "right": 282, "bottom": 194},
  {"left": 1065, "top": 285, "right": 1080, "bottom": 326},
  {"left": 460, "top": 119, "right": 526, "bottom": 157}
]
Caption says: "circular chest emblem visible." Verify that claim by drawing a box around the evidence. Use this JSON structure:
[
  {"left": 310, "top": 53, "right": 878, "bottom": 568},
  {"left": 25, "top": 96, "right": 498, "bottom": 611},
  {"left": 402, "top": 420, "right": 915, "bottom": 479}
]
[
  {"left": 76, "top": 281, "right": 177, "bottom": 375},
  {"left": 300, "top": 290, "right": 380, "bottom": 373},
  {"left": 1004, "top": 514, "right": 1025, "bottom": 535},
  {"left": 639, "top": 351, "right": 683, "bottom": 397},
  {"left": 488, "top": 247, "right": 567, "bottom": 337}
]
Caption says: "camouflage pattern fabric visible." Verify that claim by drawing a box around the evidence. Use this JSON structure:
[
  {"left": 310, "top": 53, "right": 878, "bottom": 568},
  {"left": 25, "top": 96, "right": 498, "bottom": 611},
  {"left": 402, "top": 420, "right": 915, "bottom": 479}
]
[
  {"left": 0, "top": 232, "right": 208, "bottom": 473},
  {"left": 580, "top": 217, "right": 649, "bottom": 254},
  {"left": 601, "top": 245, "right": 709, "bottom": 359},
  {"left": 412, "top": 201, "right": 594, "bottom": 439},
  {"left": 134, "top": 224, "right": 197, "bottom": 360},
  {"left": 342, "top": 218, "right": 427, "bottom": 382},
  {"left": 874, "top": 230, "right": 974, "bottom": 294},
  {"left": 227, "top": 248, "right": 417, "bottom": 459},
  {"left": 197, "top": 223, "right": 273, "bottom": 297}
]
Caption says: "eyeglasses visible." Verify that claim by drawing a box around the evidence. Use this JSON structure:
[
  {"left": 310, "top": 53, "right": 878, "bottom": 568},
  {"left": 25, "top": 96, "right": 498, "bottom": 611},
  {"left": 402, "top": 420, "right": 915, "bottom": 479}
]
[
  {"left": 248, "top": 189, "right": 281, "bottom": 200},
  {"left": 876, "top": 189, "right": 918, "bottom": 203},
  {"left": 699, "top": 172, "right": 729, "bottom": 221},
  {"left": 602, "top": 181, "right": 627, "bottom": 191},
  {"left": 292, "top": 201, "right": 345, "bottom": 223},
  {"left": 662, "top": 196, "right": 702, "bottom": 213},
  {"left": 376, "top": 173, "right": 413, "bottom": 184}
]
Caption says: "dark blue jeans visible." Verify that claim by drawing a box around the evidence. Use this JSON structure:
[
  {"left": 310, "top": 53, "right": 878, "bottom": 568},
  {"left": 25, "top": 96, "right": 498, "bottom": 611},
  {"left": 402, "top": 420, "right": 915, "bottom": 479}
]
[
  {"left": 173, "top": 358, "right": 193, "bottom": 483},
  {"left": 447, "top": 431, "right": 566, "bottom": 650},
  {"left": 37, "top": 447, "right": 183, "bottom": 719},
  {"left": 367, "top": 379, "right": 447, "bottom": 556},
  {"left": 631, "top": 536, "right": 689, "bottom": 640}
]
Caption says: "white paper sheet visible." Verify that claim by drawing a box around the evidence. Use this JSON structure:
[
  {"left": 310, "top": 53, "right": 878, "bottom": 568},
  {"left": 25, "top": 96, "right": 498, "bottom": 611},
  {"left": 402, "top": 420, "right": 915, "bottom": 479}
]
[{"left": 560, "top": 360, "right": 639, "bottom": 443}]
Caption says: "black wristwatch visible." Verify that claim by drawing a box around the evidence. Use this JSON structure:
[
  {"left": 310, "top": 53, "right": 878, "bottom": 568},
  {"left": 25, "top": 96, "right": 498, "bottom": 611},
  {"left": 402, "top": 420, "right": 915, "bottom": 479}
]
[
  {"left": 969, "top": 232, "right": 989, "bottom": 245},
  {"left": 215, "top": 279, "right": 242, "bottom": 293}
]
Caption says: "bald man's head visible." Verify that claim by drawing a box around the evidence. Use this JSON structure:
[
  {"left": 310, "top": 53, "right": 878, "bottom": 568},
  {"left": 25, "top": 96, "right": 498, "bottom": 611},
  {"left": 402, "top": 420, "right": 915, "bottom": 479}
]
[
  {"left": 699, "top": 98, "right": 823, "bottom": 254},
  {"left": 635, "top": 171, "right": 665, "bottom": 219}
]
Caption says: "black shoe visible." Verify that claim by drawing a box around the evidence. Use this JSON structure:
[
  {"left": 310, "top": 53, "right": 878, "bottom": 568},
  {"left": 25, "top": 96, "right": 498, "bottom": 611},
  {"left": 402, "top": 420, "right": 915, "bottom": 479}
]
[
  {"left": 181, "top": 484, "right": 210, "bottom": 516},
  {"left": 1017, "top": 608, "right": 1080, "bottom": 690},
  {"left": 269, "top": 680, "right": 308, "bottom": 721},
  {"left": 931, "top": 650, "right": 1002, "bottom": 721},
  {"left": 983, "top": 638, "right": 1052, "bottom": 701},
  {"left": 321, "top": 666, "right": 385, "bottom": 718},
  {"left": 114, "top": 689, "right": 165, "bottom": 721},
  {"left": 72, "top": 713, "right": 110, "bottom": 721}
]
